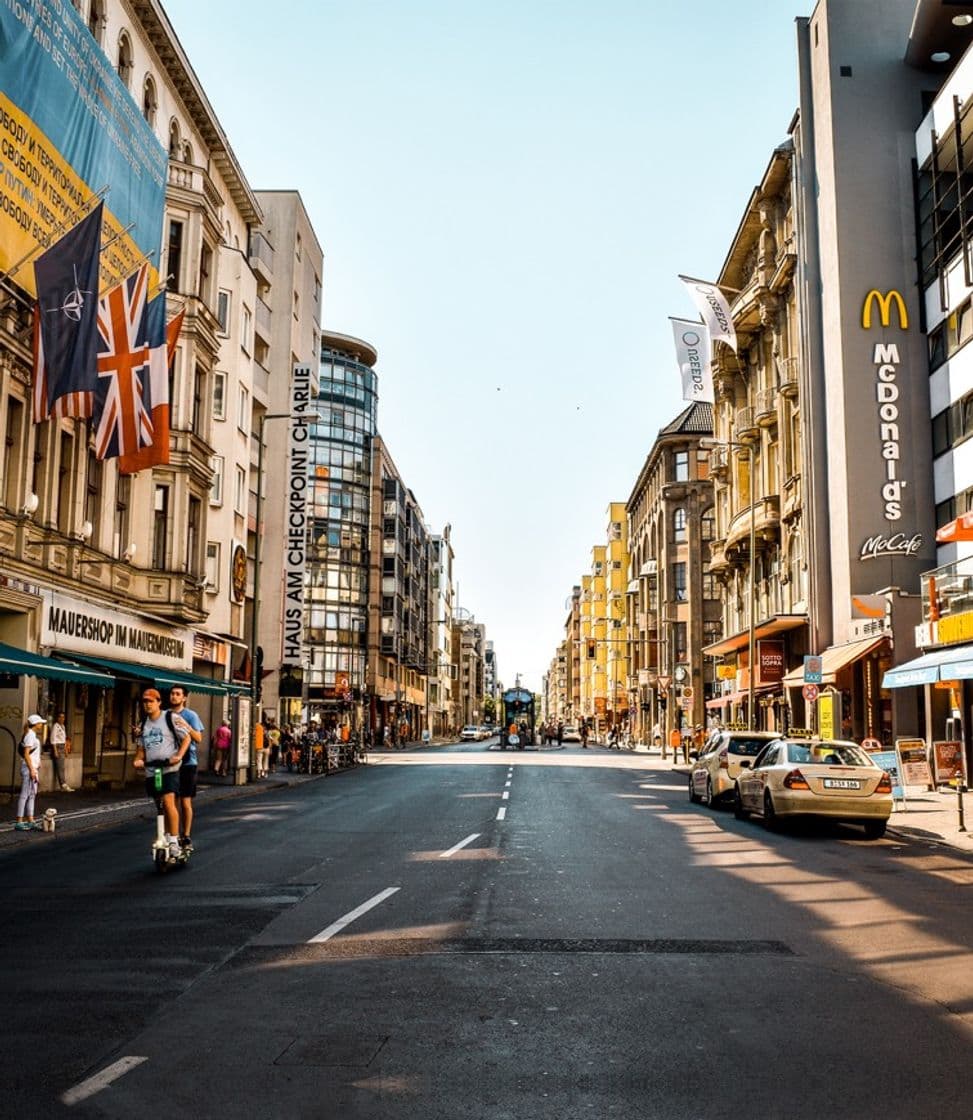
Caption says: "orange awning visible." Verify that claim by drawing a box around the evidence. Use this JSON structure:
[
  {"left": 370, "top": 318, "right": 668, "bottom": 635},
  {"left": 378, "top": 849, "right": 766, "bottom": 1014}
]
[{"left": 937, "top": 511, "right": 973, "bottom": 543}]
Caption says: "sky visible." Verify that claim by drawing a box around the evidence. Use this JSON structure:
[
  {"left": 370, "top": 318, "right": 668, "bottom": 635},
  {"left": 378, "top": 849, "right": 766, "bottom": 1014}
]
[{"left": 163, "top": 0, "right": 814, "bottom": 692}]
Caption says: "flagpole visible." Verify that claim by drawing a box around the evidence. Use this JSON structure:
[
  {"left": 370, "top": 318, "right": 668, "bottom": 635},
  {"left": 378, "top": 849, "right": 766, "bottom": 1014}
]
[{"left": 0, "top": 186, "right": 109, "bottom": 284}]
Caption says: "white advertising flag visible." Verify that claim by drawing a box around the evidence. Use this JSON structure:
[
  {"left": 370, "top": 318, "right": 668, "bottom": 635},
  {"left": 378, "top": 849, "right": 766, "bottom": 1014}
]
[
  {"left": 678, "top": 274, "right": 737, "bottom": 353},
  {"left": 671, "top": 317, "right": 713, "bottom": 404}
]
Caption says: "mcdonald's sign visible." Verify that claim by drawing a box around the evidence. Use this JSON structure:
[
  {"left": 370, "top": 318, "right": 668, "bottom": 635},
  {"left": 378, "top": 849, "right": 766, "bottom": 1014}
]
[{"left": 862, "top": 289, "right": 908, "bottom": 330}]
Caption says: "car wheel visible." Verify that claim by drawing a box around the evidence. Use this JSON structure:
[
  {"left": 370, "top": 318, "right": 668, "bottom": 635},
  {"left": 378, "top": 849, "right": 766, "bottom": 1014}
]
[
  {"left": 705, "top": 777, "right": 718, "bottom": 808},
  {"left": 688, "top": 774, "right": 700, "bottom": 803},
  {"left": 763, "top": 791, "right": 778, "bottom": 831},
  {"left": 733, "top": 784, "right": 749, "bottom": 820},
  {"left": 863, "top": 819, "right": 887, "bottom": 840}
]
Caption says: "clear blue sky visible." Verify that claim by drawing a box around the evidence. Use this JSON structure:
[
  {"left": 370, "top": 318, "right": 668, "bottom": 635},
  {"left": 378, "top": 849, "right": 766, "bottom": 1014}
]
[{"left": 164, "top": 0, "right": 812, "bottom": 691}]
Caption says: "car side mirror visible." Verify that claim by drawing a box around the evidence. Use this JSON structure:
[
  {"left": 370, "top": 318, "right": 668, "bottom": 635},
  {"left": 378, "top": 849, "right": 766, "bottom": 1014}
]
[{"left": 739, "top": 760, "right": 751, "bottom": 769}]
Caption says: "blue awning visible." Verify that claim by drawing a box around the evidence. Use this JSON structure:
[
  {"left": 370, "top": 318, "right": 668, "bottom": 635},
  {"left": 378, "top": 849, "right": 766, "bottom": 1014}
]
[
  {"left": 0, "top": 642, "right": 115, "bottom": 688},
  {"left": 882, "top": 647, "right": 973, "bottom": 689}
]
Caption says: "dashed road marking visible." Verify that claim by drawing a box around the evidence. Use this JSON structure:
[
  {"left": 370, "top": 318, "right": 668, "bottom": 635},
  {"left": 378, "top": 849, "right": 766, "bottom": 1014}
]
[
  {"left": 61, "top": 1056, "right": 148, "bottom": 1106},
  {"left": 440, "top": 832, "right": 481, "bottom": 858},
  {"left": 497, "top": 806, "right": 507, "bottom": 821},
  {"left": 308, "top": 887, "right": 400, "bottom": 943}
]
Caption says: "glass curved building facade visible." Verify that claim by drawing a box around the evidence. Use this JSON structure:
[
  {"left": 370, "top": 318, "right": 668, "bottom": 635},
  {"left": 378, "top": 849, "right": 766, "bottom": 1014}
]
[{"left": 306, "top": 331, "right": 378, "bottom": 721}]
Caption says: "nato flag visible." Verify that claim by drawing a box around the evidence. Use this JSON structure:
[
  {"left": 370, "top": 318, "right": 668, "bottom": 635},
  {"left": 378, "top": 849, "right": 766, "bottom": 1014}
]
[{"left": 33, "top": 202, "right": 104, "bottom": 411}]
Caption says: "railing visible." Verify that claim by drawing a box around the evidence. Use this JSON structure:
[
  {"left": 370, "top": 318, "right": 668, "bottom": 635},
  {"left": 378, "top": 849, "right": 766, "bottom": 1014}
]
[
  {"left": 248, "top": 229, "right": 275, "bottom": 275},
  {"left": 734, "top": 406, "right": 757, "bottom": 439},
  {"left": 754, "top": 386, "right": 777, "bottom": 424},
  {"left": 923, "top": 556, "right": 973, "bottom": 624},
  {"left": 779, "top": 356, "right": 799, "bottom": 398},
  {"left": 709, "top": 444, "right": 731, "bottom": 477}
]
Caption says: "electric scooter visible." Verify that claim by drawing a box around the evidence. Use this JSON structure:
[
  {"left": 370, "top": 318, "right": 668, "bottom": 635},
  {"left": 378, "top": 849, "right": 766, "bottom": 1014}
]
[{"left": 145, "top": 765, "right": 190, "bottom": 873}]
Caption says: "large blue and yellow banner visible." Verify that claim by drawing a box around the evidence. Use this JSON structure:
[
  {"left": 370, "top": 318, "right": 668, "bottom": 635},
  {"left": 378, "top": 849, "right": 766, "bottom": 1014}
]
[{"left": 0, "top": 0, "right": 166, "bottom": 296}]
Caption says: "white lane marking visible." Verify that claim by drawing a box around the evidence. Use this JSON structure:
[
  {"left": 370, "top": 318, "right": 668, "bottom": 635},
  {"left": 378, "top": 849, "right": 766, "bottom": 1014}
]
[
  {"left": 440, "top": 832, "right": 481, "bottom": 859},
  {"left": 61, "top": 1056, "right": 148, "bottom": 1106},
  {"left": 497, "top": 806, "right": 507, "bottom": 820},
  {"left": 505, "top": 780, "right": 511, "bottom": 787},
  {"left": 502, "top": 791, "right": 509, "bottom": 800},
  {"left": 308, "top": 887, "right": 400, "bottom": 943}
]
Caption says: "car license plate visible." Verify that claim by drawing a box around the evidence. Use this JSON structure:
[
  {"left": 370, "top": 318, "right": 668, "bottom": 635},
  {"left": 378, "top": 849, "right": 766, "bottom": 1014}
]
[{"left": 823, "top": 778, "right": 860, "bottom": 790}]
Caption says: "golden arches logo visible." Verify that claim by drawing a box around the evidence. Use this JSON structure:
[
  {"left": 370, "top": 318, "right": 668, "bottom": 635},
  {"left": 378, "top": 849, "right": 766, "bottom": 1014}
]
[{"left": 862, "top": 289, "right": 908, "bottom": 330}]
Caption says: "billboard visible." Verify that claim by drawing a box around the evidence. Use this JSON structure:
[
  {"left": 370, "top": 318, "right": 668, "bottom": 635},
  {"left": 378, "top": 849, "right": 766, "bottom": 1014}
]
[{"left": 0, "top": 1, "right": 167, "bottom": 295}]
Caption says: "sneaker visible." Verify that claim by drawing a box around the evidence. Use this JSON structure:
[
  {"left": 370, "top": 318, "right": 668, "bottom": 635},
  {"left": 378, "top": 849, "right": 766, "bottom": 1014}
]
[
  {"left": 61, "top": 785, "right": 74, "bottom": 792},
  {"left": 168, "top": 841, "right": 182, "bottom": 859},
  {"left": 180, "top": 836, "right": 194, "bottom": 853},
  {"left": 13, "top": 821, "right": 30, "bottom": 831}
]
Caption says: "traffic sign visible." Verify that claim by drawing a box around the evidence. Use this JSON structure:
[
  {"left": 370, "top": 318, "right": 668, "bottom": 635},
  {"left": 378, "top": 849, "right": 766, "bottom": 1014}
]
[
  {"left": 681, "top": 686, "right": 694, "bottom": 700},
  {"left": 803, "top": 655, "right": 823, "bottom": 685},
  {"left": 802, "top": 683, "right": 819, "bottom": 702},
  {"left": 655, "top": 675, "right": 672, "bottom": 690}
]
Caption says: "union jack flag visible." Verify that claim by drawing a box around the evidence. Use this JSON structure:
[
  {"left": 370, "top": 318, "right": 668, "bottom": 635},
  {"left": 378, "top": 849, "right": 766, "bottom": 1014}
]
[{"left": 94, "top": 264, "right": 151, "bottom": 461}]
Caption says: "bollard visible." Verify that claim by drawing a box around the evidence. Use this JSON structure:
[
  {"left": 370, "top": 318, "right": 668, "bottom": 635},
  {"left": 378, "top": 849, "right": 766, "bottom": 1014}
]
[{"left": 955, "top": 778, "right": 967, "bottom": 833}]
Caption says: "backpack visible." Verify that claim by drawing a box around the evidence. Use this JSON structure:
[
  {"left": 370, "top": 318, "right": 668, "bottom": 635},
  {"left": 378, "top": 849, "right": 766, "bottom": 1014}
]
[{"left": 141, "top": 710, "right": 179, "bottom": 753}]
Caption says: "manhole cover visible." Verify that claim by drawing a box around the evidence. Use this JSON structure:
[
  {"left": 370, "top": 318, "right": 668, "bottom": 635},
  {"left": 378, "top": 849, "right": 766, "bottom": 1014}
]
[{"left": 275, "top": 1035, "right": 388, "bottom": 1068}]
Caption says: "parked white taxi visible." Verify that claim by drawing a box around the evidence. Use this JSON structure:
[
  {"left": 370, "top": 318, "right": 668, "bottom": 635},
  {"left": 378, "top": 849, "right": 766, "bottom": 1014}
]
[{"left": 734, "top": 738, "right": 893, "bottom": 838}]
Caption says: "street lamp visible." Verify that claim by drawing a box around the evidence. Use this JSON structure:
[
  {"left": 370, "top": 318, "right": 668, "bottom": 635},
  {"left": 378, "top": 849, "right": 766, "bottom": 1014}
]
[{"left": 701, "top": 437, "right": 756, "bottom": 731}]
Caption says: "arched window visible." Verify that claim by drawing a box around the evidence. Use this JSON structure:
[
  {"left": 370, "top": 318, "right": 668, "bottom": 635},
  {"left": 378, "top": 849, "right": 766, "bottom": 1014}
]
[
  {"left": 168, "top": 119, "right": 181, "bottom": 159},
  {"left": 701, "top": 507, "right": 715, "bottom": 542},
  {"left": 673, "top": 507, "right": 687, "bottom": 543},
  {"left": 142, "top": 75, "right": 157, "bottom": 125},
  {"left": 87, "top": 0, "right": 105, "bottom": 45},
  {"left": 117, "top": 31, "right": 134, "bottom": 89},
  {"left": 182, "top": 141, "right": 194, "bottom": 165}
]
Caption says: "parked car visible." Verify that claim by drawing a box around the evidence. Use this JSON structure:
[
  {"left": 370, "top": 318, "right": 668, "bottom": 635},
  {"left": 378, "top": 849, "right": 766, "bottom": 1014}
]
[
  {"left": 460, "top": 725, "right": 479, "bottom": 741},
  {"left": 734, "top": 737, "right": 893, "bottom": 838},
  {"left": 689, "top": 730, "right": 780, "bottom": 806},
  {"left": 561, "top": 724, "right": 581, "bottom": 742},
  {"left": 477, "top": 725, "right": 493, "bottom": 739}
]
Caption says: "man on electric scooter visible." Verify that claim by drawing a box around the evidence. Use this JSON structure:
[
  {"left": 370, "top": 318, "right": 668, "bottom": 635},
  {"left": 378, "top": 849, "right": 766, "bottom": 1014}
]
[{"left": 132, "top": 688, "right": 191, "bottom": 861}]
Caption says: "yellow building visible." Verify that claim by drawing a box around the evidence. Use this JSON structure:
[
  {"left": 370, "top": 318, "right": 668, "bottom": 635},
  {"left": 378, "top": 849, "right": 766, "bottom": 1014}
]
[{"left": 604, "top": 502, "right": 630, "bottom": 734}]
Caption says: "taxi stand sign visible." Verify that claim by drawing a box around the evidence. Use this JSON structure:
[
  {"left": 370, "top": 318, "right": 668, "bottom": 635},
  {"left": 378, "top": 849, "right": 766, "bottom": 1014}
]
[{"left": 803, "top": 655, "right": 823, "bottom": 685}]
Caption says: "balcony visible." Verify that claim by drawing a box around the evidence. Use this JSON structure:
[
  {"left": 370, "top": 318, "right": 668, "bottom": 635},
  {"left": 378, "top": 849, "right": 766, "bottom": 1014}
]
[
  {"left": 255, "top": 295, "right": 272, "bottom": 345},
  {"left": 726, "top": 495, "right": 781, "bottom": 550},
  {"left": 167, "top": 159, "right": 223, "bottom": 226},
  {"left": 779, "top": 356, "right": 799, "bottom": 399},
  {"left": 754, "top": 386, "right": 777, "bottom": 427},
  {"left": 734, "top": 406, "right": 758, "bottom": 442},
  {"left": 248, "top": 230, "right": 275, "bottom": 286},
  {"left": 709, "top": 444, "right": 731, "bottom": 478},
  {"left": 923, "top": 558, "right": 973, "bottom": 625},
  {"left": 708, "top": 538, "right": 729, "bottom": 575}
]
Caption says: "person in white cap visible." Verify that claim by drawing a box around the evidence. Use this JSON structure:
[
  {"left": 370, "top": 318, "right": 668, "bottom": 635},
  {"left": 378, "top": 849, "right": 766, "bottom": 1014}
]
[{"left": 14, "top": 714, "right": 46, "bottom": 831}]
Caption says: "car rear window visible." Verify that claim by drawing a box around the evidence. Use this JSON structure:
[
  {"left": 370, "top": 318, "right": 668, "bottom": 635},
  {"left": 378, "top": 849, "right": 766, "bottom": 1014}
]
[
  {"left": 727, "top": 736, "right": 775, "bottom": 756},
  {"left": 786, "top": 743, "right": 872, "bottom": 767}
]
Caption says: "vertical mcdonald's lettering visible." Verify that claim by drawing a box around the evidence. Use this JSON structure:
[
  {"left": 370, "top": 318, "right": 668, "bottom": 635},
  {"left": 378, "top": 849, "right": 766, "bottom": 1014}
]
[{"left": 861, "top": 289, "right": 908, "bottom": 330}]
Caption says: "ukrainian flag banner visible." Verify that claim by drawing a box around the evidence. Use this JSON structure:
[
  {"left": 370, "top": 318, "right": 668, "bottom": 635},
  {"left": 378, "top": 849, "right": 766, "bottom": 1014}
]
[{"left": 0, "top": 0, "right": 166, "bottom": 296}]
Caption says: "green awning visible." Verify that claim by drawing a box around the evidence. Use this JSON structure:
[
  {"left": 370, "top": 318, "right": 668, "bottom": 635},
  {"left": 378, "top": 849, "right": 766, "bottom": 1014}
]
[
  {"left": 0, "top": 642, "right": 115, "bottom": 688},
  {"left": 57, "top": 652, "right": 244, "bottom": 697}
]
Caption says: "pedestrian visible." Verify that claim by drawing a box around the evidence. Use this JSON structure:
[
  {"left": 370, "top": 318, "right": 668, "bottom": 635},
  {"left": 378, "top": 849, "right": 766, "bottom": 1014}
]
[
  {"left": 556, "top": 720, "right": 564, "bottom": 747},
  {"left": 254, "top": 718, "right": 268, "bottom": 777},
  {"left": 169, "top": 686, "right": 204, "bottom": 853},
  {"left": 49, "top": 711, "right": 74, "bottom": 791},
  {"left": 132, "top": 688, "right": 191, "bottom": 861},
  {"left": 267, "top": 721, "right": 281, "bottom": 772},
  {"left": 692, "top": 725, "right": 705, "bottom": 757},
  {"left": 581, "top": 720, "right": 589, "bottom": 748},
  {"left": 652, "top": 722, "right": 662, "bottom": 750},
  {"left": 14, "top": 714, "right": 46, "bottom": 831},
  {"left": 211, "top": 719, "right": 231, "bottom": 775},
  {"left": 667, "top": 726, "right": 680, "bottom": 762}
]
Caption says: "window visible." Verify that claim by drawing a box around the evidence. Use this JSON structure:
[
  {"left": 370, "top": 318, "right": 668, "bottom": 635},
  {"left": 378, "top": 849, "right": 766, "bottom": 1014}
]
[
  {"left": 192, "top": 366, "right": 205, "bottom": 436},
  {"left": 114, "top": 475, "right": 131, "bottom": 558},
  {"left": 241, "top": 305, "right": 252, "bottom": 354},
  {"left": 237, "top": 385, "right": 249, "bottom": 433},
  {"left": 235, "top": 466, "right": 246, "bottom": 513},
  {"left": 702, "top": 572, "right": 717, "bottom": 600},
  {"left": 295, "top": 232, "right": 302, "bottom": 260},
  {"left": 701, "top": 508, "right": 715, "bottom": 542},
  {"left": 672, "top": 562, "right": 687, "bottom": 602},
  {"left": 84, "top": 449, "right": 102, "bottom": 537},
  {"left": 673, "top": 507, "right": 687, "bottom": 542},
  {"left": 293, "top": 290, "right": 300, "bottom": 320},
  {"left": 142, "top": 75, "right": 157, "bottom": 125},
  {"left": 213, "top": 371, "right": 227, "bottom": 420},
  {"left": 198, "top": 241, "right": 213, "bottom": 302},
  {"left": 210, "top": 456, "right": 224, "bottom": 505},
  {"left": 217, "top": 290, "right": 230, "bottom": 334},
  {"left": 117, "top": 31, "right": 133, "bottom": 89},
  {"left": 674, "top": 450, "right": 689, "bottom": 481},
  {"left": 166, "top": 220, "right": 183, "bottom": 291},
  {"left": 205, "top": 542, "right": 220, "bottom": 592},
  {"left": 673, "top": 622, "right": 688, "bottom": 662},
  {"left": 187, "top": 497, "right": 201, "bottom": 576},
  {"left": 152, "top": 484, "right": 169, "bottom": 570},
  {"left": 88, "top": 0, "right": 105, "bottom": 44},
  {"left": 168, "top": 118, "right": 181, "bottom": 159},
  {"left": 696, "top": 450, "right": 711, "bottom": 480}
]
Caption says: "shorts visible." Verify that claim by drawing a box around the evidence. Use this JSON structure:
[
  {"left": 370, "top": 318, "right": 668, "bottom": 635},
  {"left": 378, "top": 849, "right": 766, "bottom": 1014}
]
[
  {"left": 144, "top": 770, "right": 180, "bottom": 801},
  {"left": 179, "top": 764, "right": 198, "bottom": 798}
]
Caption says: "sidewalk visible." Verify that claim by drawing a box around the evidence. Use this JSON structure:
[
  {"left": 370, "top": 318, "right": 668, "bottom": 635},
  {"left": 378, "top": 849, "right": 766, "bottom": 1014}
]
[{"left": 0, "top": 766, "right": 326, "bottom": 851}]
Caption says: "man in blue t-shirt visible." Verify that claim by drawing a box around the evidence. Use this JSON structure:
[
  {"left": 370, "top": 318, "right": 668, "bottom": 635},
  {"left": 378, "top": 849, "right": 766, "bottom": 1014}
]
[{"left": 169, "top": 686, "right": 204, "bottom": 853}]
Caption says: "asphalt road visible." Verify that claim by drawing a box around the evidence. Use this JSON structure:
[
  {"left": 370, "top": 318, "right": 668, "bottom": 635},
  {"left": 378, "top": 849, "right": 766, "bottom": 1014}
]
[{"left": 4, "top": 740, "right": 973, "bottom": 1119}]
